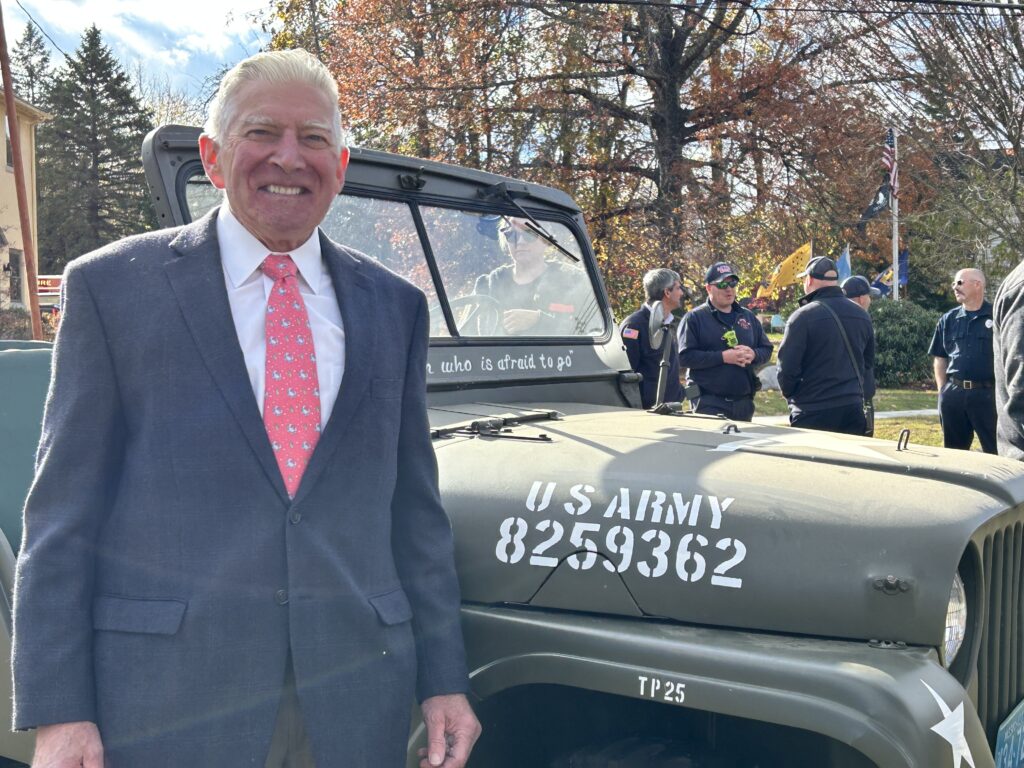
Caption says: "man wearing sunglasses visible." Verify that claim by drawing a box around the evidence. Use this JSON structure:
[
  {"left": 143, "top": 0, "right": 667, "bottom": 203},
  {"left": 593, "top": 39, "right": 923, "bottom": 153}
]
[
  {"left": 473, "top": 218, "right": 587, "bottom": 336},
  {"left": 929, "top": 268, "right": 997, "bottom": 453},
  {"left": 778, "top": 256, "right": 875, "bottom": 435},
  {"left": 679, "top": 262, "right": 772, "bottom": 421}
]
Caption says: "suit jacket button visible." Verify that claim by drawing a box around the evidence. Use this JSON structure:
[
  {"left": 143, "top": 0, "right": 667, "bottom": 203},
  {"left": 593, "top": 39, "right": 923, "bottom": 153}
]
[
  {"left": 275, "top": 589, "right": 289, "bottom": 605},
  {"left": 290, "top": 510, "right": 302, "bottom": 524}
]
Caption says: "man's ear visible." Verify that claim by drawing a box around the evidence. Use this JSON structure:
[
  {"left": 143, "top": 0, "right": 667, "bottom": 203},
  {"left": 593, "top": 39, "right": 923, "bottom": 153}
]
[
  {"left": 199, "top": 135, "right": 226, "bottom": 190},
  {"left": 336, "top": 146, "right": 350, "bottom": 188}
]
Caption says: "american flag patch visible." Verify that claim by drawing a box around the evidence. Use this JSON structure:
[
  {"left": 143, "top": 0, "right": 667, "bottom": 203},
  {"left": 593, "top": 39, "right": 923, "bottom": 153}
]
[{"left": 622, "top": 328, "right": 639, "bottom": 339}]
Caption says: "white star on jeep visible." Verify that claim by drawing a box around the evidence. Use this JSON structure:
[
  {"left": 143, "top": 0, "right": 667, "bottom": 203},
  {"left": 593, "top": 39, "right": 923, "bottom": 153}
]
[
  {"left": 709, "top": 430, "right": 898, "bottom": 463},
  {"left": 922, "top": 681, "right": 976, "bottom": 768}
]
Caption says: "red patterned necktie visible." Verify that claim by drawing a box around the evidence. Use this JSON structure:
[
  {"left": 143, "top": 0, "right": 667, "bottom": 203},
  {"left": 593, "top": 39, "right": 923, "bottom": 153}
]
[{"left": 261, "top": 254, "right": 321, "bottom": 497}]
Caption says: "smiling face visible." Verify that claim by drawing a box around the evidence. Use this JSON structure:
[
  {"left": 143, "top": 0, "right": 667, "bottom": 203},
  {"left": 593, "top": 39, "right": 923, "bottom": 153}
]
[{"left": 199, "top": 79, "right": 348, "bottom": 253}]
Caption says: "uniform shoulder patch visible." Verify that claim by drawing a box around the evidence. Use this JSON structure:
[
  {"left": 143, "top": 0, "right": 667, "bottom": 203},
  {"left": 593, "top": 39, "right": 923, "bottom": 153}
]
[{"left": 622, "top": 327, "right": 640, "bottom": 339}]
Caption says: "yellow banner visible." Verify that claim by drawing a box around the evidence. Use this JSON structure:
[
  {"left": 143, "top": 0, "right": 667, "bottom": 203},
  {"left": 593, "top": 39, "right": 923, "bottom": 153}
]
[{"left": 756, "top": 242, "right": 812, "bottom": 298}]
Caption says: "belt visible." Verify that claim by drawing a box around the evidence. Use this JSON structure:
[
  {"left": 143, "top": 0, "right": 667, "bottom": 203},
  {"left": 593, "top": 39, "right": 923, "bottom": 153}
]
[
  {"left": 700, "top": 393, "right": 754, "bottom": 403},
  {"left": 949, "top": 377, "right": 993, "bottom": 390}
]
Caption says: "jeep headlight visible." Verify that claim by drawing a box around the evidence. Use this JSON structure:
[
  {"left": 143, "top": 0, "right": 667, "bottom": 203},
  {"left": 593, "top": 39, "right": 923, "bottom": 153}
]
[{"left": 941, "top": 571, "right": 967, "bottom": 667}]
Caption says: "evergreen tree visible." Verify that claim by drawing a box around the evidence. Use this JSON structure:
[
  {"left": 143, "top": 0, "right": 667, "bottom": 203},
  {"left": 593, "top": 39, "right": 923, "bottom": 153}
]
[
  {"left": 10, "top": 23, "right": 51, "bottom": 106},
  {"left": 37, "top": 26, "right": 156, "bottom": 272}
]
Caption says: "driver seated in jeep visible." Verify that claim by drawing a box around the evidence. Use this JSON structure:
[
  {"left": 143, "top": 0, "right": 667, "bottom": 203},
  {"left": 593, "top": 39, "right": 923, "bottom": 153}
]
[{"left": 473, "top": 218, "right": 587, "bottom": 335}]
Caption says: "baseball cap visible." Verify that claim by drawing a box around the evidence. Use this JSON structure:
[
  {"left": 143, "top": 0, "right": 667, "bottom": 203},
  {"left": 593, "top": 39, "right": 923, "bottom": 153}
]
[
  {"left": 797, "top": 256, "right": 839, "bottom": 280},
  {"left": 705, "top": 262, "right": 739, "bottom": 284},
  {"left": 842, "top": 275, "right": 881, "bottom": 299}
]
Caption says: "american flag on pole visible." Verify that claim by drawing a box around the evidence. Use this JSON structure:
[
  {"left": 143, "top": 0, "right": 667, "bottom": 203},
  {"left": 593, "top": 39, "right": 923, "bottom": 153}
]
[{"left": 883, "top": 128, "right": 899, "bottom": 199}]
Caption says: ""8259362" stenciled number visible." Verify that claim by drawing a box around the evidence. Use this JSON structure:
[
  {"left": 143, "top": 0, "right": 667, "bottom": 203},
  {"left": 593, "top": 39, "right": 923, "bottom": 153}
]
[{"left": 495, "top": 517, "right": 746, "bottom": 589}]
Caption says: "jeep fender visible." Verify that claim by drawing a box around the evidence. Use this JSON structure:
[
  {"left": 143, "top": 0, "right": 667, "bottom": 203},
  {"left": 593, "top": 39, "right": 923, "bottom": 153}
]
[{"left": 412, "top": 604, "right": 994, "bottom": 768}]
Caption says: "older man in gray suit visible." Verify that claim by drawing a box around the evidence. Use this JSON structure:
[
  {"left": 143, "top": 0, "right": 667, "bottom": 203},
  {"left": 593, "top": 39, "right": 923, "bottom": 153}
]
[{"left": 12, "top": 50, "right": 479, "bottom": 768}]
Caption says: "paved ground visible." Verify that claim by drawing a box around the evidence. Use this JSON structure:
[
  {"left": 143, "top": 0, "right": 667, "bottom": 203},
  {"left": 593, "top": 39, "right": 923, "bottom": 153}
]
[{"left": 755, "top": 408, "right": 938, "bottom": 426}]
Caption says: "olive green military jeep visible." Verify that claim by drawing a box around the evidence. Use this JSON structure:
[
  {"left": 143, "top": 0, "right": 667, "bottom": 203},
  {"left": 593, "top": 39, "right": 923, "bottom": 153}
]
[{"left": 1, "top": 125, "right": 1023, "bottom": 768}]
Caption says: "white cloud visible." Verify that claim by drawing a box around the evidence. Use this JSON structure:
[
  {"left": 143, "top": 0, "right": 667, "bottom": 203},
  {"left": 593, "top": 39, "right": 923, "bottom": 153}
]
[{"left": 10, "top": 0, "right": 271, "bottom": 89}]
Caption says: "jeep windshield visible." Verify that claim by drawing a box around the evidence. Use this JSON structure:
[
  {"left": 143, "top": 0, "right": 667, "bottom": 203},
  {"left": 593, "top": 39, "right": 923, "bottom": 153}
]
[{"left": 178, "top": 162, "right": 605, "bottom": 341}]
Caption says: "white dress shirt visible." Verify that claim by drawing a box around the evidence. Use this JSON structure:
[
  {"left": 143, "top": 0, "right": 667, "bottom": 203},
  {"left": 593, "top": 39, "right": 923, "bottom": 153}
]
[{"left": 217, "top": 206, "right": 345, "bottom": 429}]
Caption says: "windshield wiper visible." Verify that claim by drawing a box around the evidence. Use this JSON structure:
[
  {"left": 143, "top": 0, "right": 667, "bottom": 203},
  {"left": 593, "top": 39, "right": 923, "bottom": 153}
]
[
  {"left": 480, "top": 182, "right": 580, "bottom": 263},
  {"left": 431, "top": 409, "right": 562, "bottom": 442}
]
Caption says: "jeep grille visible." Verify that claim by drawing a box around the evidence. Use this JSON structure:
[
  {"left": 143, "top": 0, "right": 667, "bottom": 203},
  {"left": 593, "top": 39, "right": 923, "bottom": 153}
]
[{"left": 979, "top": 520, "right": 1024, "bottom": 745}]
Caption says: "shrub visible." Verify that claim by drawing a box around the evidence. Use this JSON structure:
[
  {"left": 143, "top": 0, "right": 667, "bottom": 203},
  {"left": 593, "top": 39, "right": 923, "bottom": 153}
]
[
  {"left": 0, "top": 307, "right": 32, "bottom": 340},
  {"left": 870, "top": 299, "right": 941, "bottom": 388}
]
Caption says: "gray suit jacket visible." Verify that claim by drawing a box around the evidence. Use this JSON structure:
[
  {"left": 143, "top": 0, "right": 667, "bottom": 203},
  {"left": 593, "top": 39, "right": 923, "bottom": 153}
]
[{"left": 12, "top": 209, "right": 468, "bottom": 766}]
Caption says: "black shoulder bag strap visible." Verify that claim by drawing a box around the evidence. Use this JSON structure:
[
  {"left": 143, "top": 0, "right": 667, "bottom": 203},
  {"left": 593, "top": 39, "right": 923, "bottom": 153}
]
[{"left": 817, "top": 300, "right": 865, "bottom": 400}]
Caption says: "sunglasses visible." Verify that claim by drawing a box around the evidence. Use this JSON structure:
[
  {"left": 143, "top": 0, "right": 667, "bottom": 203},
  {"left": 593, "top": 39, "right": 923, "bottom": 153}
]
[
  {"left": 952, "top": 279, "right": 976, "bottom": 287},
  {"left": 712, "top": 279, "right": 739, "bottom": 290},
  {"left": 500, "top": 225, "right": 539, "bottom": 245}
]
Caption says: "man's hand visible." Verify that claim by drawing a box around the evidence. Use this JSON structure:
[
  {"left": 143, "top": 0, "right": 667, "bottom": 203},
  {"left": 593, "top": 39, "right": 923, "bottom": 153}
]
[
  {"left": 33, "top": 721, "right": 104, "bottom": 768},
  {"left": 722, "top": 345, "right": 755, "bottom": 367},
  {"left": 418, "top": 693, "right": 481, "bottom": 768},
  {"left": 502, "top": 309, "right": 542, "bottom": 334}
]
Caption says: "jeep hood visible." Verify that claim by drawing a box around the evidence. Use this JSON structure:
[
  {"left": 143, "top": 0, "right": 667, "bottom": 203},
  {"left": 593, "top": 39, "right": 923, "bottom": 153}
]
[{"left": 431, "top": 402, "right": 1024, "bottom": 647}]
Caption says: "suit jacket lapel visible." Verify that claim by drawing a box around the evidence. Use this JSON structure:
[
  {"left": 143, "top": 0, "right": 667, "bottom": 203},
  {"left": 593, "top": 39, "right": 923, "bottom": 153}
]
[
  {"left": 292, "top": 235, "right": 378, "bottom": 504},
  {"left": 163, "top": 208, "right": 289, "bottom": 502}
]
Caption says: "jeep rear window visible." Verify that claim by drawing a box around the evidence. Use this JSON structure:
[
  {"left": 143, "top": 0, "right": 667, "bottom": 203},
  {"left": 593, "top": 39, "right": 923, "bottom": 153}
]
[{"left": 183, "top": 173, "right": 605, "bottom": 340}]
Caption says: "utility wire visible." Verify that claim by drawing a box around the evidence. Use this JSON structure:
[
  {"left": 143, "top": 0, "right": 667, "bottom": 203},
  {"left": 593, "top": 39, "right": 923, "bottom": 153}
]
[
  {"left": 885, "top": 0, "right": 1024, "bottom": 9},
  {"left": 13, "top": 0, "right": 70, "bottom": 59},
  {"left": 558, "top": 0, "right": 1024, "bottom": 11}
]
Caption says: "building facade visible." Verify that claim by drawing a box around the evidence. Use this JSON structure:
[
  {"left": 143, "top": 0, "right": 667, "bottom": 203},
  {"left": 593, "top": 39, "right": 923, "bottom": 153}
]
[{"left": 1, "top": 90, "right": 47, "bottom": 311}]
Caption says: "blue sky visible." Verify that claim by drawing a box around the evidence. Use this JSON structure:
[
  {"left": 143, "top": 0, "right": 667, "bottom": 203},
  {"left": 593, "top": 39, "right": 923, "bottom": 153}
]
[{"left": 5, "top": 0, "right": 272, "bottom": 95}]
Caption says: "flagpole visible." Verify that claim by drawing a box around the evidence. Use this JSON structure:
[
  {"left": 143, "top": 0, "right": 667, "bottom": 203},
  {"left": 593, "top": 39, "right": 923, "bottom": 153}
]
[{"left": 891, "top": 130, "right": 900, "bottom": 302}]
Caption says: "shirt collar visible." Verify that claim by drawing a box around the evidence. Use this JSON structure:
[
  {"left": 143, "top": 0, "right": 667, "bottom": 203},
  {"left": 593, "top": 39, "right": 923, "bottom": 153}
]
[
  {"left": 705, "top": 297, "right": 740, "bottom": 315},
  {"left": 799, "top": 284, "right": 843, "bottom": 306},
  {"left": 217, "top": 205, "right": 327, "bottom": 294},
  {"left": 954, "top": 300, "right": 992, "bottom": 319}
]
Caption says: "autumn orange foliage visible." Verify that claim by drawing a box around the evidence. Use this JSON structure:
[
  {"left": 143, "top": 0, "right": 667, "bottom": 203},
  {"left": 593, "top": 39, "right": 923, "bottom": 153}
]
[{"left": 259, "top": 1, "right": 972, "bottom": 317}]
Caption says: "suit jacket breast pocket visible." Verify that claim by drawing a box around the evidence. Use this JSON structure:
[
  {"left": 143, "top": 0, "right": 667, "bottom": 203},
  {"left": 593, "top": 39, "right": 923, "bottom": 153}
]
[
  {"left": 372, "top": 377, "right": 403, "bottom": 400},
  {"left": 93, "top": 595, "right": 187, "bottom": 635}
]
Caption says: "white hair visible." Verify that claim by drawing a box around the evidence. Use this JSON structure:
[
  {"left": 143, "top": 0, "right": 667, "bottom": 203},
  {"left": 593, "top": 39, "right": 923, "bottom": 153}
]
[{"left": 204, "top": 49, "right": 344, "bottom": 147}]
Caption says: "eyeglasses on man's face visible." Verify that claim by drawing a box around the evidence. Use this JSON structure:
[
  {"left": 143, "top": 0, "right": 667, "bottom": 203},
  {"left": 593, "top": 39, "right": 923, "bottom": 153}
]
[
  {"left": 952, "top": 278, "right": 977, "bottom": 287},
  {"left": 712, "top": 279, "right": 739, "bottom": 290}
]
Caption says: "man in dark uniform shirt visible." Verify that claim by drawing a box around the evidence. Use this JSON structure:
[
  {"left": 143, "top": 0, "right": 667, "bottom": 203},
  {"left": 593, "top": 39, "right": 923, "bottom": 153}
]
[
  {"left": 778, "top": 256, "right": 875, "bottom": 435},
  {"left": 929, "top": 268, "right": 997, "bottom": 454},
  {"left": 620, "top": 268, "right": 684, "bottom": 408},
  {"left": 679, "top": 262, "right": 773, "bottom": 421}
]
